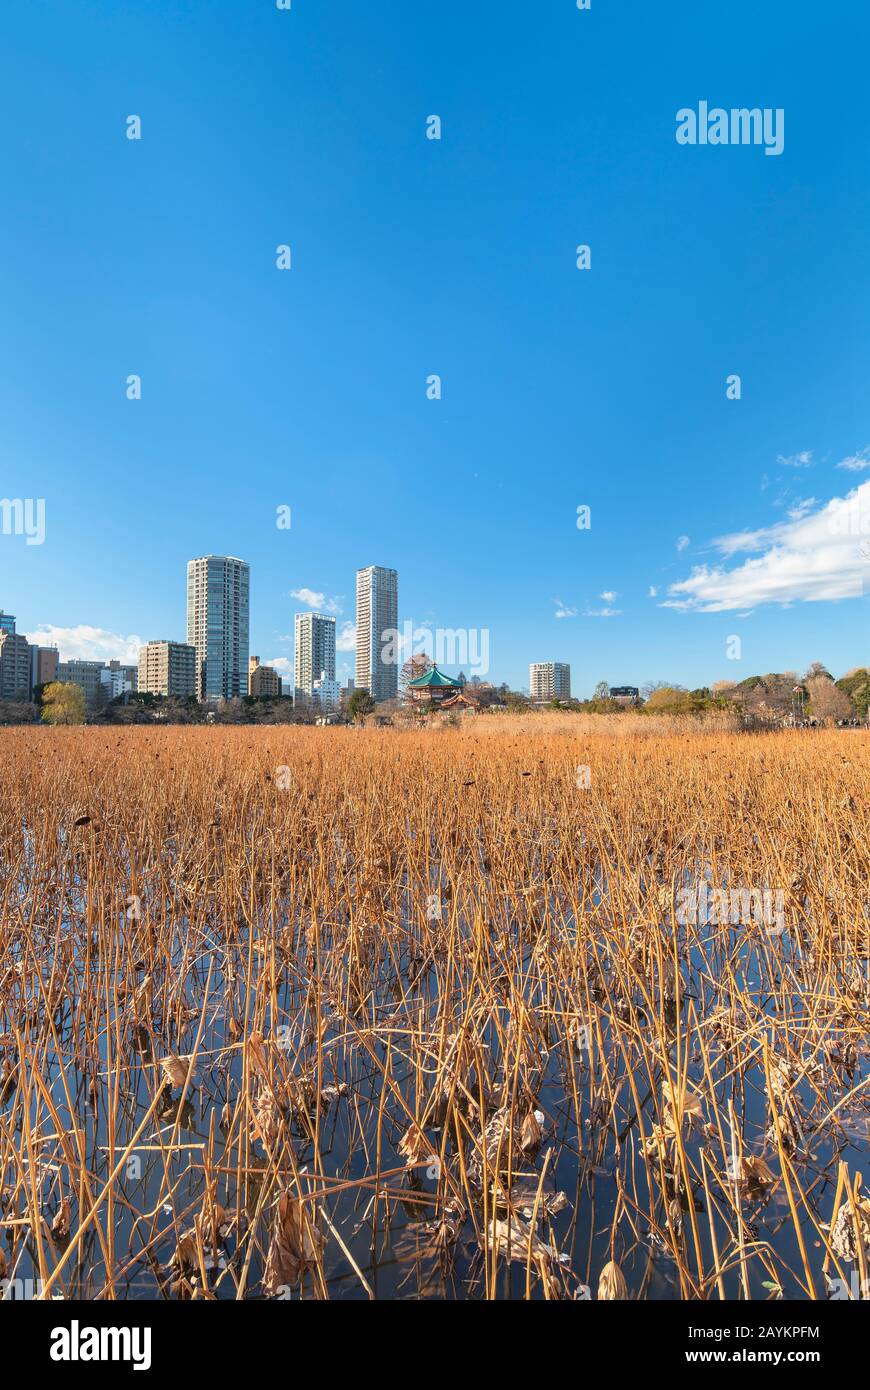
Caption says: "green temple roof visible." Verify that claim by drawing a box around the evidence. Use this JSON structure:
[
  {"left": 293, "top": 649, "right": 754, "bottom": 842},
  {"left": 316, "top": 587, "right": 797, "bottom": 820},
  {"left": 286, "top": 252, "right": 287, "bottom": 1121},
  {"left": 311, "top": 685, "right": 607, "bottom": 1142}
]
[{"left": 407, "top": 664, "right": 464, "bottom": 689}]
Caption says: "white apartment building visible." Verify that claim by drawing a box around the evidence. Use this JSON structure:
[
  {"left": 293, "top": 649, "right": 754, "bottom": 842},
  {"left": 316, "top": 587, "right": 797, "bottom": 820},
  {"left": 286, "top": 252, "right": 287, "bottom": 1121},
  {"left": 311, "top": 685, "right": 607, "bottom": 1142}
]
[
  {"left": 294, "top": 612, "right": 336, "bottom": 701},
  {"left": 313, "top": 671, "right": 340, "bottom": 710},
  {"left": 529, "top": 662, "right": 571, "bottom": 701},
  {"left": 100, "top": 664, "right": 137, "bottom": 702},
  {"left": 186, "top": 555, "right": 250, "bottom": 700}
]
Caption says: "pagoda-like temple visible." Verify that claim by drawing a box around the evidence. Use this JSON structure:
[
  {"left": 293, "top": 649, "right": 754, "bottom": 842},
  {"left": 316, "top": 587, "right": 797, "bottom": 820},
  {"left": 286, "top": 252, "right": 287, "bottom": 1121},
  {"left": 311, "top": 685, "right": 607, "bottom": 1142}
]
[{"left": 406, "top": 663, "right": 464, "bottom": 705}]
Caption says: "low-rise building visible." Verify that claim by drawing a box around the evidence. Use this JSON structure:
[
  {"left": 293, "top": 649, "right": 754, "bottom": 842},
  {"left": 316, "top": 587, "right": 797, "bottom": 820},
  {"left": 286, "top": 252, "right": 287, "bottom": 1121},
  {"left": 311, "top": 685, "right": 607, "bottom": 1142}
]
[
  {"left": 56, "top": 660, "right": 105, "bottom": 708},
  {"left": 609, "top": 686, "right": 640, "bottom": 706},
  {"left": 313, "top": 670, "right": 340, "bottom": 710},
  {"left": 55, "top": 659, "right": 138, "bottom": 709},
  {"left": 249, "top": 656, "right": 282, "bottom": 699},
  {"left": 406, "top": 664, "right": 464, "bottom": 705},
  {"left": 139, "top": 641, "right": 197, "bottom": 698},
  {"left": 101, "top": 661, "right": 138, "bottom": 702}
]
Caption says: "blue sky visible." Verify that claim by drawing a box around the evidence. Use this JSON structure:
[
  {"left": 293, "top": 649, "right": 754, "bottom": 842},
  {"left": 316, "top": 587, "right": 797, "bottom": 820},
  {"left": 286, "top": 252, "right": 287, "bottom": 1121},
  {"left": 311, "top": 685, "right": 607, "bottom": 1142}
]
[{"left": 2, "top": 0, "right": 869, "bottom": 695}]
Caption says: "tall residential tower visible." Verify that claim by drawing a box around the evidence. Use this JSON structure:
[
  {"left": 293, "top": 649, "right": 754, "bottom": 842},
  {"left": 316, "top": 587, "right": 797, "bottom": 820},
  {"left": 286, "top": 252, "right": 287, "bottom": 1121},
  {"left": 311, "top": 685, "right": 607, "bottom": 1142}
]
[
  {"left": 355, "top": 565, "right": 398, "bottom": 703},
  {"left": 294, "top": 612, "right": 336, "bottom": 702},
  {"left": 186, "top": 555, "right": 250, "bottom": 700}
]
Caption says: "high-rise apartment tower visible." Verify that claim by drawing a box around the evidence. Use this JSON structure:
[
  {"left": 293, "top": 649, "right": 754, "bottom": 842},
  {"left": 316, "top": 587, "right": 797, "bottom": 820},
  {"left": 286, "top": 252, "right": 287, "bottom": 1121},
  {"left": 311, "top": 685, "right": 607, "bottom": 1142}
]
[
  {"left": 186, "top": 555, "right": 250, "bottom": 700},
  {"left": 294, "top": 612, "right": 336, "bottom": 702},
  {"left": 355, "top": 566, "right": 398, "bottom": 703}
]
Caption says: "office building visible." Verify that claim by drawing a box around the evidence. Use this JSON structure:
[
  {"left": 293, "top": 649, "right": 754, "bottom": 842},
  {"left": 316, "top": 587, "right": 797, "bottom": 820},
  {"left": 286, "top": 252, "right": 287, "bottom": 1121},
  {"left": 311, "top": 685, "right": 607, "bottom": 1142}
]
[
  {"left": 138, "top": 641, "right": 197, "bottom": 698},
  {"left": 186, "top": 555, "right": 250, "bottom": 700},
  {"left": 529, "top": 662, "right": 571, "bottom": 701},
  {"left": 609, "top": 686, "right": 640, "bottom": 706},
  {"left": 100, "top": 662, "right": 137, "bottom": 703},
  {"left": 355, "top": 565, "right": 398, "bottom": 702},
  {"left": 56, "top": 660, "right": 104, "bottom": 708},
  {"left": 294, "top": 612, "right": 336, "bottom": 701}
]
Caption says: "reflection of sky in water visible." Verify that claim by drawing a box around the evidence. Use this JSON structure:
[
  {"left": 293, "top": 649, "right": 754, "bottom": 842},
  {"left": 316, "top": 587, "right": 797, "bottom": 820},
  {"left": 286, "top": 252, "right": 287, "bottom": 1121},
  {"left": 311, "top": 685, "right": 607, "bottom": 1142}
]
[{"left": 3, "top": 869, "right": 865, "bottom": 1303}]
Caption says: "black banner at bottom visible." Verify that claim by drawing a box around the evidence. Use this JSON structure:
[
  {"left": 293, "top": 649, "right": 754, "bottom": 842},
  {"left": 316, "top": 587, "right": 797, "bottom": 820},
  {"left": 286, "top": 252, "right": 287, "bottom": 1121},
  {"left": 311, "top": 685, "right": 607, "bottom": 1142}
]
[{"left": 0, "top": 1295, "right": 859, "bottom": 1377}]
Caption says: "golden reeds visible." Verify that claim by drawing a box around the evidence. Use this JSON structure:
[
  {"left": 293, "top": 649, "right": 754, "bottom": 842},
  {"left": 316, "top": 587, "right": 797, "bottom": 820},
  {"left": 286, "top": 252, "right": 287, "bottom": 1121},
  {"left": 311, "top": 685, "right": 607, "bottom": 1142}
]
[{"left": 0, "top": 721, "right": 866, "bottom": 1300}]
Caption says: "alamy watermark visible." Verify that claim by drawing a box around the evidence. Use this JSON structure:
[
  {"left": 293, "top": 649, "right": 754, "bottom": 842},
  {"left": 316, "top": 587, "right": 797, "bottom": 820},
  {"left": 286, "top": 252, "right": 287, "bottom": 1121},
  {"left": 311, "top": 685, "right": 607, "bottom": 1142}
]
[
  {"left": 1, "top": 497, "right": 45, "bottom": 546},
  {"left": 426, "top": 893, "right": 444, "bottom": 922},
  {"left": 1, "top": 1276, "right": 45, "bottom": 1300},
  {"left": 676, "top": 103, "right": 784, "bottom": 157},
  {"left": 50, "top": 1321, "right": 151, "bottom": 1371},
  {"left": 827, "top": 1272, "right": 869, "bottom": 1300},
  {"left": 381, "top": 621, "right": 490, "bottom": 678},
  {"left": 676, "top": 881, "right": 785, "bottom": 936}
]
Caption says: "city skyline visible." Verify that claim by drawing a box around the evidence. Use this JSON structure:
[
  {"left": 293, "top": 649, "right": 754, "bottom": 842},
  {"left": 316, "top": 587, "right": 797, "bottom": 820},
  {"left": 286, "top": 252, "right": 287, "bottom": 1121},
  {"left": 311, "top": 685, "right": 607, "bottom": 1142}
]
[
  {"left": 5, "top": 533, "right": 870, "bottom": 704},
  {"left": 3, "top": 2, "right": 869, "bottom": 694}
]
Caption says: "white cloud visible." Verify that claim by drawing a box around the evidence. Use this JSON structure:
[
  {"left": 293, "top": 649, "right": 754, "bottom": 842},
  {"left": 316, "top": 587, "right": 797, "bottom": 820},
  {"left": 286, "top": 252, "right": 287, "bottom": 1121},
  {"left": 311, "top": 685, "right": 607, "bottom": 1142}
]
[
  {"left": 336, "top": 621, "right": 356, "bottom": 651},
  {"left": 290, "top": 588, "right": 342, "bottom": 615},
  {"left": 664, "top": 480, "right": 870, "bottom": 612},
  {"left": 778, "top": 450, "right": 813, "bottom": 468},
  {"left": 600, "top": 590, "right": 618, "bottom": 602},
  {"left": 786, "top": 497, "right": 817, "bottom": 521},
  {"left": 837, "top": 448, "right": 870, "bottom": 472},
  {"left": 23, "top": 625, "right": 144, "bottom": 664},
  {"left": 583, "top": 603, "right": 621, "bottom": 618},
  {"left": 266, "top": 657, "right": 293, "bottom": 676},
  {"left": 648, "top": 585, "right": 658, "bottom": 598},
  {"left": 553, "top": 599, "right": 577, "bottom": 619},
  {"left": 675, "top": 535, "right": 690, "bottom": 552}
]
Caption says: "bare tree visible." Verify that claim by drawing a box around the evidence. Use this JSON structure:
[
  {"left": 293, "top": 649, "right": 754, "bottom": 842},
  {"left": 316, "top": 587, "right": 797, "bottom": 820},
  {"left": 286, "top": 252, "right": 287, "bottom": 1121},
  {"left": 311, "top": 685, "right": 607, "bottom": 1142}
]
[
  {"left": 803, "top": 661, "right": 832, "bottom": 682},
  {"left": 641, "top": 680, "right": 686, "bottom": 700},
  {"left": 400, "top": 651, "right": 432, "bottom": 697},
  {"left": 805, "top": 675, "right": 854, "bottom": 723}
]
